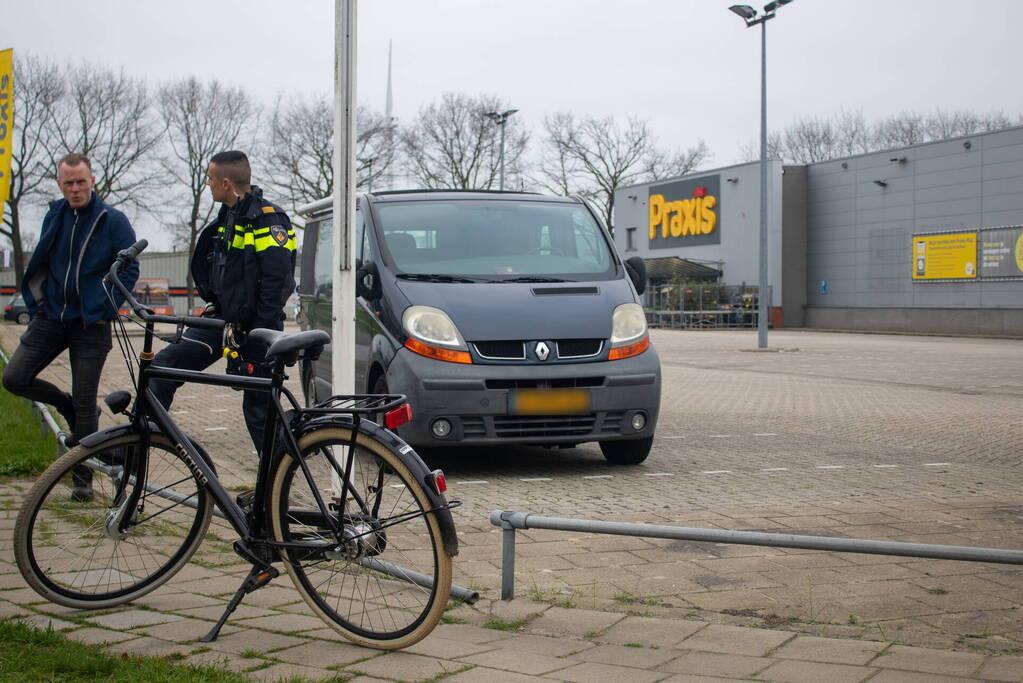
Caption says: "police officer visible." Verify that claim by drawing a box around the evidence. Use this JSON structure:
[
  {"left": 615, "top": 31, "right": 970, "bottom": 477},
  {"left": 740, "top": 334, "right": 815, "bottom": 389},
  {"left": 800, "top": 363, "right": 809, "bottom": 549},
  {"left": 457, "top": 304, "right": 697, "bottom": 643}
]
[{"left": 149, "top": 151, "right": 296, "bottom": 452}]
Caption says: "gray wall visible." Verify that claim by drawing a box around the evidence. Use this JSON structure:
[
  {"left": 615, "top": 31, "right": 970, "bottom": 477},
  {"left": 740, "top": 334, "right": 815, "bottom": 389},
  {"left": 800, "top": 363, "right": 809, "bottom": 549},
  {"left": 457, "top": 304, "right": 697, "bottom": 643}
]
[
  {"left": 804, "top": 125, "right": 1023, "bottom": 335},
  {"left": 614, "top": 161, "right": 785, "bottom": 306}
]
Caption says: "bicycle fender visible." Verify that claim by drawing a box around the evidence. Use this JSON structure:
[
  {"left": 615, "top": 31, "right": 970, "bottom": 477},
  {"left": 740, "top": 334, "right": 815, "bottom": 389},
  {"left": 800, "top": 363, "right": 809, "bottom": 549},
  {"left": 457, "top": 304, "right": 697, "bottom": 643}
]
[
  {"left": 293, "top": 415, "right": 460, "bottom": 557},
  {"left": 78, "top": 423, "right": 218, "bottom": 475}
]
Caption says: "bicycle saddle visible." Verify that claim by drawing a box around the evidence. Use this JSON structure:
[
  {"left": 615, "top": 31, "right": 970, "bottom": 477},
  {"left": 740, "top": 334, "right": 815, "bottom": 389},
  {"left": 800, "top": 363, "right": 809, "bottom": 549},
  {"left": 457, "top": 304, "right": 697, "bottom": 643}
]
[{"left": 249, "top": 328, "right": 331, "bottom": 364}]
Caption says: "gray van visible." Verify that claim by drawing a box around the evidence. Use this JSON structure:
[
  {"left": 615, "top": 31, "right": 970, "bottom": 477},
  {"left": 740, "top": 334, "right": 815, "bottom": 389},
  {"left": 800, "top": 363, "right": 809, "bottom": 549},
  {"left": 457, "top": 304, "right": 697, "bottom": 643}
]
[{"left": 298, "top": 190, "right": 660, "bottom": 464}]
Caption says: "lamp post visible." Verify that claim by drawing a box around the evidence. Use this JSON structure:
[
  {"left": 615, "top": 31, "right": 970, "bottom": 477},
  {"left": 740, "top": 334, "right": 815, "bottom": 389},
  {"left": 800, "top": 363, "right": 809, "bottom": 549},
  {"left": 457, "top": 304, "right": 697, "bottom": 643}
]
[
  {"left": 729, "top": 0, "right": 792, "bottom": 349},
  {"left": 484, "top": 108, "right": 518, "bottom": 190}
]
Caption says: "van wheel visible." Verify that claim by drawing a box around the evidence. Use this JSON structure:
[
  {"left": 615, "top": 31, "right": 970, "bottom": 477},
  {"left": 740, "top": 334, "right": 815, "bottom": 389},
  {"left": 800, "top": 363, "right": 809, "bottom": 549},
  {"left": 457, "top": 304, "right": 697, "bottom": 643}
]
[
  {"left": 302, "top": 362, "right": 317, "bottom": 408},
  {"left": 599, "top": 436, "right": 653, "bottom": 465},
  {"left": 370, "top": 375, "right": 389, "bottom": 425}
]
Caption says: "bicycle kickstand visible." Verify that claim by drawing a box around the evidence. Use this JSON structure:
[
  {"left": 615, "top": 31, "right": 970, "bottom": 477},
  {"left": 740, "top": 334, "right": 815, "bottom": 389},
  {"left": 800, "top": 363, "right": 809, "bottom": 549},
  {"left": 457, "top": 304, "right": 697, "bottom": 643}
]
[{"left": 200, "top": 564, "right": 279, "bottom": 642}]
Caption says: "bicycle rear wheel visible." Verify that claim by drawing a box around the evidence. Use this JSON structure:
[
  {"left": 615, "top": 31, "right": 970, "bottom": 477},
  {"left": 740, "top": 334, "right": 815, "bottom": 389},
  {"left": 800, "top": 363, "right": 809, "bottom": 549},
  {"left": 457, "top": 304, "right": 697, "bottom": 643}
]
[
  {"left": 268, "top": 426, "right": 452, "bottom": 649},
  {"left": 14, "top": 434, "right": 213, "bottom": 609}
]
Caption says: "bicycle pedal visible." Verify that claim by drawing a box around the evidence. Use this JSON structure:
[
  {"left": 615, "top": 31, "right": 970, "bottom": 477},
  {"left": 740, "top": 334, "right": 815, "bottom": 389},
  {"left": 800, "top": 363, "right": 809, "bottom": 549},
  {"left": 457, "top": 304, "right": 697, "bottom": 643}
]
[{"left": 235, "top": 489, "right": 256, "bottom": 512}]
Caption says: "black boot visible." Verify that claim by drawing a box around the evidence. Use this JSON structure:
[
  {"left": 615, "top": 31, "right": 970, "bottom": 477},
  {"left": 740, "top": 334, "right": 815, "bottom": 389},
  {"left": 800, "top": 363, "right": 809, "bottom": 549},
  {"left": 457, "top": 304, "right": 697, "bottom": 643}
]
[{"left": 71, "top": 464, "right": 93, "bottom": 502}]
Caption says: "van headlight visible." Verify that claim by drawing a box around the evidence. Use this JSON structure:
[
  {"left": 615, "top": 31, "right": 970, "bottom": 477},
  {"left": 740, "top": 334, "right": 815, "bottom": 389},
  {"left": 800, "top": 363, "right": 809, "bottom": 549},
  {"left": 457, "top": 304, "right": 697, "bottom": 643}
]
[
  {"left": 402, "top": 306, "right": 472, "bottom": 364},
  {"left": 608, "top": 303, "right": 649, "bottom": 360}
]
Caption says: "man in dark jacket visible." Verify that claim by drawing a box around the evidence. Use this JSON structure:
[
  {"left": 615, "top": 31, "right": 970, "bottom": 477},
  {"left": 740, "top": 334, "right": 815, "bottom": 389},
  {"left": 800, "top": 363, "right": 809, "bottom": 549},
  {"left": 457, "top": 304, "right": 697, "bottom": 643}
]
[
  {"left": 2, "top": 153, "right": 139, "bottom": 499},
  {"left": 149, "top": 150, "right": 296, "bottom": 452}
]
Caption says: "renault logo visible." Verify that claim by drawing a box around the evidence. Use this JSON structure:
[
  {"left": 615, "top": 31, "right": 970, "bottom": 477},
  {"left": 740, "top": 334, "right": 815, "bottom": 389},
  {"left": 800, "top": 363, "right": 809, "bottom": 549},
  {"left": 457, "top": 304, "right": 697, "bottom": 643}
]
[{"left": 535, "top": 341, "right": 550, "bottom": 361}]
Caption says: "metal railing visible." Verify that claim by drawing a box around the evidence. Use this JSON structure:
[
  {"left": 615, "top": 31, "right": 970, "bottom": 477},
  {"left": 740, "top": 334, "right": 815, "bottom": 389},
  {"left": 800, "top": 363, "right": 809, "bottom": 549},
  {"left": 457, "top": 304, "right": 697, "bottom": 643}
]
[{"left": 490, "top": 509, "right": 1023, "bottom": 600}]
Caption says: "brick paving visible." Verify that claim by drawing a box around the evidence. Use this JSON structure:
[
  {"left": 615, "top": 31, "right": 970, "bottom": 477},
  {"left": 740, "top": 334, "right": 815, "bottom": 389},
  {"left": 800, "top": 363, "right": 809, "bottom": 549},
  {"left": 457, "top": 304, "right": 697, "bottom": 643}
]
[{"left": 1, "top": 321, "right": 1022, "bottom": 680}]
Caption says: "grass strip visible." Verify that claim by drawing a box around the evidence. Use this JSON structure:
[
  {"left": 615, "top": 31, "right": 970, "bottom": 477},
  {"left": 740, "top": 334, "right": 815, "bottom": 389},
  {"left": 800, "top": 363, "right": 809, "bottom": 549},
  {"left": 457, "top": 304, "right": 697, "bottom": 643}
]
[{"left": 0, "top": 353, "right": 58, "bottom": 478}]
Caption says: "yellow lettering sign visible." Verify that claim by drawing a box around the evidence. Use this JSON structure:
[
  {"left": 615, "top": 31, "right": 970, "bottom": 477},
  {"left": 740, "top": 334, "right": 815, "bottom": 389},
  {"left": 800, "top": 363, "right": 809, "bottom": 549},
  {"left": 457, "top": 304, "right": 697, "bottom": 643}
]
[{"left": 648, "top": 192, "right": 717, "bottom": 240}]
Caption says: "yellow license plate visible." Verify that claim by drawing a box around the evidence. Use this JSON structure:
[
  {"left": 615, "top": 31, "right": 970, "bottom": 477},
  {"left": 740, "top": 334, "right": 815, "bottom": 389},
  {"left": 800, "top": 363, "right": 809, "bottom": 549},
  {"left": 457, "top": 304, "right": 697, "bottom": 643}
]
[{"left": 510, "top": 389, "right": 590, "bottom": 415}]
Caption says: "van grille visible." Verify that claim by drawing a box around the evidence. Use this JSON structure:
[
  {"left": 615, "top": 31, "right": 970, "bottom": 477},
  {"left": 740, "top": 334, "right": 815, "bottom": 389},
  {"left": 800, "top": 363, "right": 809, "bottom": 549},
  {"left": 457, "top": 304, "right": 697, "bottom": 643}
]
[
  {"left": 485, "top": 377, "right": 604, "bottom": 390},
  {"left": 474, "top": 341, "right": 525, "bottom": 359},
  {"left": 472, "top": 339, "right": 605, "bottom": 361},
  {"left": 493, "top": 415, "right": 596, "bottom": 437},
  {"left": 557, "top": 339, "right": 603, "bottom": 358}
]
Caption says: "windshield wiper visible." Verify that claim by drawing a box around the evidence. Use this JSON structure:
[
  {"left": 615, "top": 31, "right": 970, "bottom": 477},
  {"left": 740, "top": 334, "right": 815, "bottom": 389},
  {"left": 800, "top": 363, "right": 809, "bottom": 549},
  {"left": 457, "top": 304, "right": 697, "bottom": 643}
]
[
  {"left": 499, "top": 276, "right": 573, "bottom": 283},
  {"left": 397, "top": 273, "right": 480, "bottom": 283}
]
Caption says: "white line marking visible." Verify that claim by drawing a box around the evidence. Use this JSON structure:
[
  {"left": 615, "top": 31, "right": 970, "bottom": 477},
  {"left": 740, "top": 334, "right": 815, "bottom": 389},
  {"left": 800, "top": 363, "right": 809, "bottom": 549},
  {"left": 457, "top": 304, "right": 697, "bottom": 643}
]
[
  {"left": 644, "top": 472, "right": 674, "bottom": 477},
  {"left": 520, "top": 477, "right": 552, "bottom": 482},
  {"left": 816, "top": 465, "right": 844, "bottom": 469},
  {"left": 204, "top": 427, "right": 227, "bottom": 431},
  {"left": 389, "top": 483, "right": 407, "bottom": 489},
  {"left": 456, "top": 480, "right": 489, "bottom": 485},
  {"left": 762, "top": 467, "right": 789, "bottom": 472},
  {"left": 873, "top": 464, "right": 898, "bottom": 468},
  {"left": 661, "top": 436, "right": 686, "bottom": 439},
  {"left": 583, "top": 475, "right": 613, "bottom": 479},
  {"left": 703, "top": 470, "right": 732, "bottom": 474},
  {"left": 754, "top": 433, "right": 777, "bottom": 437},
  {"left": 707, "top": 434, "right": 733, "bottom": 438},
  {"left": 924, "top": 463, "right": 951, "bottom": 466},
  {"left": 172, "top": 410, "right": 190, "bottom": 415}
]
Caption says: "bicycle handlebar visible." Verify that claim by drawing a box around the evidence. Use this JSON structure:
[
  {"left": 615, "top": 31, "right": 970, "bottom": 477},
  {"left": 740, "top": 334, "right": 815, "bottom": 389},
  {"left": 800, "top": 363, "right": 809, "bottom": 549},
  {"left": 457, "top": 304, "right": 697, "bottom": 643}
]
[{"left": 106, "top": 239, "right": 226, "bottom": 332}]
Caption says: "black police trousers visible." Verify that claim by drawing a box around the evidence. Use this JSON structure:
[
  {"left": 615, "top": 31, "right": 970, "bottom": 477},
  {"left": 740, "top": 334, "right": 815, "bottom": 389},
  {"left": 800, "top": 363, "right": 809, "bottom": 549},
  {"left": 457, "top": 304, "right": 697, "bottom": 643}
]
[{"left": 148, "top": 324, "right": 272, "bottom": 454}]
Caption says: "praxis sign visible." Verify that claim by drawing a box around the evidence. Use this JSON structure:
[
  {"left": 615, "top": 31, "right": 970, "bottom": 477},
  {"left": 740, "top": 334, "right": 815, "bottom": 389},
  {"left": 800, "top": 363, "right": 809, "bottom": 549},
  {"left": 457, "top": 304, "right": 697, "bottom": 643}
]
[{"left": 648, "top": 174, "right": 721, "bottom": 249}]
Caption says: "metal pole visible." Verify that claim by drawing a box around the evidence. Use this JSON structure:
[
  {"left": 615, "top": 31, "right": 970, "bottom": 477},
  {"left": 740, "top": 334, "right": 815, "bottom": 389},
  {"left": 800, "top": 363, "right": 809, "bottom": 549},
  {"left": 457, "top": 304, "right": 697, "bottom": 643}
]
[
  {"left": 498, "top": 120, "right": 507, "bottom": 191},
  {"left": 757, "top": 17, "right": 769, "bottom": 349},
  {"left": 332, "top": 0, "right": 357, "bottom": 397}
]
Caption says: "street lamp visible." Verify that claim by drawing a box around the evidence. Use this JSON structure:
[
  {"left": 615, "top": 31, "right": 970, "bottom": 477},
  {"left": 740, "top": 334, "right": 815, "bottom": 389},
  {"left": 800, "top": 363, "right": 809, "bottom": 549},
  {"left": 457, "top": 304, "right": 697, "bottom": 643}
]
[
  {"left": 729, "top": 0, "right": 793, "bottom": 349},
  {"left": 484, "top": 108, "right": 518, "bottom": 191}
]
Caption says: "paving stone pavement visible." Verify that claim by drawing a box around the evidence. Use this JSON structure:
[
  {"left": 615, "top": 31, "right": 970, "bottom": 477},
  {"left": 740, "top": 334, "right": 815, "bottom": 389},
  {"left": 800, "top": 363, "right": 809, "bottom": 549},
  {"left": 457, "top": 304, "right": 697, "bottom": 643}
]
[{"left": 1, "top": 321, "right": 1022, "bottom": 681}]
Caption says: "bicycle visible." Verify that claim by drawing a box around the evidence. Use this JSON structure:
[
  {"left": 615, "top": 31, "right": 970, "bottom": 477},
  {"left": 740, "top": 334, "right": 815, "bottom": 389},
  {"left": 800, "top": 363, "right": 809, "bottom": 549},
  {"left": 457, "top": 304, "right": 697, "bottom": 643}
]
[{"left": 14, "top": 240, "right": 462, "bottom": 649}]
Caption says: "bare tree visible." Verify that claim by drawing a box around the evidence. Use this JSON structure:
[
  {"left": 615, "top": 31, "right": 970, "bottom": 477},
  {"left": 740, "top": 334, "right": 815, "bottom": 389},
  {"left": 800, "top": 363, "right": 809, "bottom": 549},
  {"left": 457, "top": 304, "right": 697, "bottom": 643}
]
[
  {"left": 873, "top": 111, "right": 928, "bottom": 149},
  {"left": 736, "top": 131, "right": 784, "bottom": 163},
  {"left": 268, "top": 93, "right": 396, "bottom": 207},
  {"left": 1, "top": 54, "right": 64, "bottom": 286},
  {"left": 538, "top": 112, "right": 706, "bottom": 230},
  {"left": 46, "top": 62, "right": 164, "bottom": 212},
  {"left": 644, "top": 141, "right": 711, "bottom": 181},
  {"left": 158, "top": 76, "right": 257, "bottom": 312},
  {"left": 400, "top": 93, "right": 527, "bottom": 190}
]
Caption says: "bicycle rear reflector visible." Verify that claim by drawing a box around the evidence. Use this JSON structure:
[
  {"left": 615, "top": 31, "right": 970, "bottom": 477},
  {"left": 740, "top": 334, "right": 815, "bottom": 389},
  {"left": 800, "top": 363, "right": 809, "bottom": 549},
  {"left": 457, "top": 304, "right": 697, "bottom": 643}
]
[
  {"left": 385, "top": 403, "right": 413, "bottom": 429},
  {"left": 428, "top": 469, "right": 447, "bottom": 494}
]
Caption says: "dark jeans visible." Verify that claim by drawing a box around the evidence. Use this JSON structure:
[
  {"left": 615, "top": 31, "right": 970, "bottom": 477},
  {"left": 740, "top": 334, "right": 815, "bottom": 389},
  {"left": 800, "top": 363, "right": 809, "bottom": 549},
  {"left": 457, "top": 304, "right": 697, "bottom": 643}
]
[
  {"left": 2, "top": 315, "right": 112, "bottom": 444},
  {"left": 148, "top": 324, "right": 272, "bottom": 454}
]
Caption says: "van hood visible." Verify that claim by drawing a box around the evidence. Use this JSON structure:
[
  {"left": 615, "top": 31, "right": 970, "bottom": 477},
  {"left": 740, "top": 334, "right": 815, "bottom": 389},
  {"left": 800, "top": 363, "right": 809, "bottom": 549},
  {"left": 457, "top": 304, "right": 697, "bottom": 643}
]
[{"left": 394, "top": 278, "right": 635, "bottom": 341}]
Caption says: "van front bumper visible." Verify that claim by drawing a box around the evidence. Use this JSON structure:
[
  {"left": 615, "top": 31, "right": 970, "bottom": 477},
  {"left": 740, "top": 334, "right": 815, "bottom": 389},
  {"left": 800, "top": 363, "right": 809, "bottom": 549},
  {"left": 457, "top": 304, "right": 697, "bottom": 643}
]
[{"left": 386, "top": 346, "right": 661, "bottom": 448}]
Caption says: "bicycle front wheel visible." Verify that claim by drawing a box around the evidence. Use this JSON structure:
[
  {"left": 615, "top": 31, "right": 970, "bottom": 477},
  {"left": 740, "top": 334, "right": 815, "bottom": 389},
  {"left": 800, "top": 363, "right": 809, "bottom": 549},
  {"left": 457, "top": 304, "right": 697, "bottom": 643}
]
[
  {"left": 269, "top": 426, "right": 452, "bottom": 649},
  {"left": 14, "top": 434, "right": 213, "bottom": 609}
]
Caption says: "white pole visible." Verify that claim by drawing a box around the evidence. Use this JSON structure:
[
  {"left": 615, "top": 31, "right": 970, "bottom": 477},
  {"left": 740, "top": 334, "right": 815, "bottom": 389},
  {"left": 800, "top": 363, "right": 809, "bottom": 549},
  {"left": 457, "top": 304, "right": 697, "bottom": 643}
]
[{"left": 332, "top": 0, "right": 357, "bottom": 396}]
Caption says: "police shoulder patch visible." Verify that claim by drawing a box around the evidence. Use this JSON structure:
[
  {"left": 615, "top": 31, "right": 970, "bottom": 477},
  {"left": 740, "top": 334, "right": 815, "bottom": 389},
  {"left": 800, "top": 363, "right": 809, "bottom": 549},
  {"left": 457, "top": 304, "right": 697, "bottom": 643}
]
[{"left": 269, "top": 224, "right": 289, "bottom": 246}]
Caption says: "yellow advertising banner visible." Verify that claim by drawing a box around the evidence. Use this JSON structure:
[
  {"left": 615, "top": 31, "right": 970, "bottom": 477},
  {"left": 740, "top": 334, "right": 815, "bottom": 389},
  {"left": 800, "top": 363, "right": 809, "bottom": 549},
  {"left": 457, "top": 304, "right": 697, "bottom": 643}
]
[
  {"left": 912, "top": 232, "right": 978, "bottom": 280},
  {"left": 0, "top": 48, "right": 11, "bottom": 204}
]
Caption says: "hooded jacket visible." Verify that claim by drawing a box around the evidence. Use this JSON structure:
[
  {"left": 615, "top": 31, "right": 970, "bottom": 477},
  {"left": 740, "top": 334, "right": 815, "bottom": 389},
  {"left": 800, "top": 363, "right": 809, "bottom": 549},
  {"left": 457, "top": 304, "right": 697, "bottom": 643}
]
[
  {"left": 22, "top": 191, "right": 139, "bottom": 325},
  {"left": 191, "top": 186, "right": 296, "bottom": 332}
]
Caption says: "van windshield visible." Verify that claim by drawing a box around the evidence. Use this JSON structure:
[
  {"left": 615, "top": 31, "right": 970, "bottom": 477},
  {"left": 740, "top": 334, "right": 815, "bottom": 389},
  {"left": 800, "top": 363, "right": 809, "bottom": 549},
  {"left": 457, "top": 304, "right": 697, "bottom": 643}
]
[{"left": 374, "top": 200, "right": 615, "bottom": 280}]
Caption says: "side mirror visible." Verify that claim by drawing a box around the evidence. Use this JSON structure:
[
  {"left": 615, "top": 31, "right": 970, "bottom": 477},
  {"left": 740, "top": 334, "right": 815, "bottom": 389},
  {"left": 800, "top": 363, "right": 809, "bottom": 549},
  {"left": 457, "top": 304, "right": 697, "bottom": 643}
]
[
  {"left": 356, "top": 260, "right": 382, "bottom": 300},
  {"left": 625, "top": 256, "right": 647, "bottom": 295}
]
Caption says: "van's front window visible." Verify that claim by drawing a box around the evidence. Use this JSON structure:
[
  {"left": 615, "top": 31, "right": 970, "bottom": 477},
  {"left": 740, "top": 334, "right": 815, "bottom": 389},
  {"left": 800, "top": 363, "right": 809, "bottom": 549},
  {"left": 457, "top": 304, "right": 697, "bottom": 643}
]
[{"left": 375, "top": 200, "right": 614, "bottom": 280}]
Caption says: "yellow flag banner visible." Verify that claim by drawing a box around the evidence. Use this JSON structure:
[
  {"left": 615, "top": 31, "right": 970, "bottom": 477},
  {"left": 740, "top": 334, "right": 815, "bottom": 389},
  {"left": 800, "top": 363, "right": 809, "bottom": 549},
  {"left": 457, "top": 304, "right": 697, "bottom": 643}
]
[{"left": 0, "top": 48, "right": 12, "bottom": 203}]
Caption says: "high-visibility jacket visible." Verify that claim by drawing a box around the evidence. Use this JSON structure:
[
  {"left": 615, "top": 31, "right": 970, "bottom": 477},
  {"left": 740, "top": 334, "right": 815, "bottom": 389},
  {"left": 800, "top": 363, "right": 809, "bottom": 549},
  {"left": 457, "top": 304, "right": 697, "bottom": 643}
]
[{"left": 191, "top": 186, "right": 296, "bottom": 332}]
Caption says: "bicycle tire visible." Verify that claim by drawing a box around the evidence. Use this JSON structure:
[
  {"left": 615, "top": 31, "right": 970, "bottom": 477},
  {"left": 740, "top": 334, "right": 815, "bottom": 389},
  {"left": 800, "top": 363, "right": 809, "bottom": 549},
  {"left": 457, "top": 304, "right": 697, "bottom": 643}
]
[
  {"left": 14, "top": 434, "right": 213, "bottom": 609},
  {"left": 268, "top": 426, "right": 452, "bottom": 649}
]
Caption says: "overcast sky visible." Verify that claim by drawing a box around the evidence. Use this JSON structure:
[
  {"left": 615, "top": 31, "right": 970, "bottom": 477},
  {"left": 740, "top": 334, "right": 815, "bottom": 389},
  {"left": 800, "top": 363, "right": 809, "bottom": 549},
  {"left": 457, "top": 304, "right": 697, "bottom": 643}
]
[{"left": 4, "top": 0, "right": 1022, "bottom": 249}]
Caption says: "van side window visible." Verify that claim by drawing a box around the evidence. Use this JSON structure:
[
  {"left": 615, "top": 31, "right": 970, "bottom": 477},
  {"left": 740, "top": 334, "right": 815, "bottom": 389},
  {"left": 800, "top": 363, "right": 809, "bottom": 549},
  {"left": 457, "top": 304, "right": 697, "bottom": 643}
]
[
  {"left": 314, "top": 218, "right": 333, "bottom": 296},
  {"left": 357, "top": 210, "right": 372, "bottom": 266}
]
